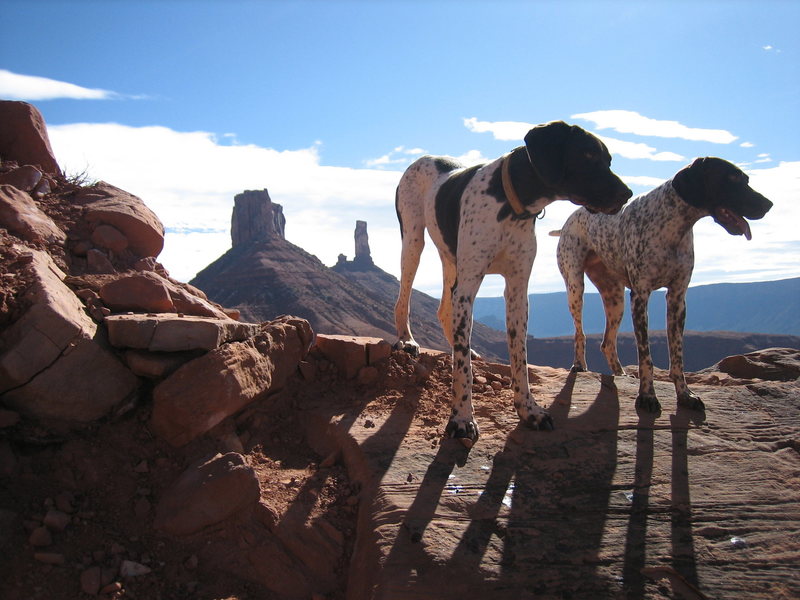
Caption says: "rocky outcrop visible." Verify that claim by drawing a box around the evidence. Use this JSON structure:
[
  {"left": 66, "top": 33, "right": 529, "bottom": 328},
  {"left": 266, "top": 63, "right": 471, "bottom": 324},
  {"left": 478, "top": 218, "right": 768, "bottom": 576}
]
[
  {"left": 0, "top": 184, "right": 65, "bottom": 246},
  {"left": 0, "top": 247, "right": 139, "bottom": 421},
  {"left": 150, "top": 316, "right": 313, "bottom": 446},
  {"left": 0, "top": 101, "right": 61, "bottom": 176},
  {"left": 75, "top": 181, "right": 165, "bottom": 260},
  {"left": 230, "top": 188, "right": 285, "bottom": 245}
]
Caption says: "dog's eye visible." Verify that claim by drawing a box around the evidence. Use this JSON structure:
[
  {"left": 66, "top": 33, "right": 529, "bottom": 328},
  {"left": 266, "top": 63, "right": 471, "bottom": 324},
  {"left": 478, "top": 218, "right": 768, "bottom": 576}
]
[{"left": 584, "top": 152, "right": 596, "bottom": 161}]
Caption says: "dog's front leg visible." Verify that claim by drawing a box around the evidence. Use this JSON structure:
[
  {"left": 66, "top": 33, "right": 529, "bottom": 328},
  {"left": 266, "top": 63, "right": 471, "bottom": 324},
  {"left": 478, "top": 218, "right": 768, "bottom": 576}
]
[
  {"left": 666, "top": 286, "right": 704, "bottom": 411},
  {"left": 505, "top": 272, "right": 553, "bottom": 430},
  {"left": 446, "top": 275, "right": 482, "bottom": 447},
  {"left": 631, "top": 288, "right": 660, "bottom": 413}
]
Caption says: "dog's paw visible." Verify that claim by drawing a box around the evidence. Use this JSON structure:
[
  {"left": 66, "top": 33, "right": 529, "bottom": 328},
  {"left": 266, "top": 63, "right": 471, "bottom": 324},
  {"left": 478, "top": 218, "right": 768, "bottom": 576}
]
[
  {"left": 636, "top": 394, "right": 662, "bottom": 414},
  {"left": 524, "top": 412, "right": 554, "bottom": 431},
  {"left": 393, "top": 340, "right": 420, "bottom": 358},
  {"left": 445, "top": 418, "right": 480, "bottom": 448},
  {"left": 570, "top": 363, "right": 586, "bottom": 373},
  {"left": 678, "top": 390, "right": 705, "bottom": 411}
]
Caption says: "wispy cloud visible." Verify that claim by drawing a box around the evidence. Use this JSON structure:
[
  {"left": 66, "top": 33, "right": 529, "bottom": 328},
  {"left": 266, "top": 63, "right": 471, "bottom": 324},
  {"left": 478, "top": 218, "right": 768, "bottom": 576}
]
[
  {"left": 572, "top": 110, "right": 738, "bottom": 144},
  {"left": 463, "top": 117, "right": 529, "bottom": 141},
  {"left": 364, "top": 146, "right": 426, "bottom": 168},
  {"left": 464, "top": 116, "right": 684, "bottom": 162},
  {"left": 365, "top": 145, "right": 487, "bottom": 169},
  {"left": 0, "top": 69, "right": 126, "bottom": 101}
]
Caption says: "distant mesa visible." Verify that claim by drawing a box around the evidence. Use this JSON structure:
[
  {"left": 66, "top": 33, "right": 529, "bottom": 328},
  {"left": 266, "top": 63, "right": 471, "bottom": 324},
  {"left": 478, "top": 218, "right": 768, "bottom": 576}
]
[{"left": 231, "top": 189, "right": 285, "bottom": 245}]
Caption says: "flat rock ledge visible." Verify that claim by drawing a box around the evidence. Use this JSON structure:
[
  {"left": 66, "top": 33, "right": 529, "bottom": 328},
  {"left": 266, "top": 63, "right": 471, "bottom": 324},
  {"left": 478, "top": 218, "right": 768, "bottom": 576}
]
[
  {"left": 301, "top": 349, "right": 800, "bottom": 600},
  {"left": 105, "top": 313, "right": 260, "bottom": 353}
]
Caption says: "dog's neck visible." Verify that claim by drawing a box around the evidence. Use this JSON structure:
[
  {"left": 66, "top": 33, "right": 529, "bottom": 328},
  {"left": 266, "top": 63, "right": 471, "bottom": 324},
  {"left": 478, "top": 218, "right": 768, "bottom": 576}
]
[
  {"left": 634, "top": 179, "right": 709, "bottom": 241},
  {"left": 492, "top": 147, "right": 556, "bottom": 221}
]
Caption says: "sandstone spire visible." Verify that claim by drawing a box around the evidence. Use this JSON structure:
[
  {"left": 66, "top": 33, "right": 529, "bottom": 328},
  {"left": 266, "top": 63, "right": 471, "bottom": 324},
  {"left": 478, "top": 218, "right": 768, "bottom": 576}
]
[{"left": 230, "top": 189, "right": 285, "bottom": 246}]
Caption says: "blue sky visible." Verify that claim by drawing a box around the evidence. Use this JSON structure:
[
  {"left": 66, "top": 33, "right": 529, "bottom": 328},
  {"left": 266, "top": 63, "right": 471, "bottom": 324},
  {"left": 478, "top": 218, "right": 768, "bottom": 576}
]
[{"left": 2, "top": 0, "right": 798, "bottom": 296}]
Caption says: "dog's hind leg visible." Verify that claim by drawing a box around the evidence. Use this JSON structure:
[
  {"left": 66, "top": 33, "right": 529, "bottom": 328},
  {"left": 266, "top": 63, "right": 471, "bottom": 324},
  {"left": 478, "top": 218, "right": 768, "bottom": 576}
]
[
  {"left": 557, "top": 233, "right": 589, "bottom": 372},
  {"left": 394, "top": 191, "right": 425, "bottom": 356},
  {"left": 666, "top": 285, "right": 704, "bottom": 411},
  {"left": 437, "top": 253, "right": 457, "bottom": 347},
  {"left": 584, "top": 259, "right": 626, "bottom": 376}
]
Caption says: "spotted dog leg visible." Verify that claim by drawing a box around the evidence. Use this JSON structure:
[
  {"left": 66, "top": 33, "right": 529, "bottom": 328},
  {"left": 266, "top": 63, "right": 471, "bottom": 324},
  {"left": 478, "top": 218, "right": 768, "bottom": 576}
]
[
  {"left": 393, "top": 204, "right": 425, "bottom": 358},
  {"left": 436, "top": 253, "right": 457, "bottom": 347},
  {"left": 631, "top": 288, "right": 660, "bottom": 413},
  {"left": 595, "top": 279, "right": 627, "bottom": 376},
  {"left": 504, "top": 269, "right": 553, "bottom": 430},
  {"left": 557, "top": 235, "right": 589, "bottom": 372},
  {"left": 666, "top": 286, "right": 704, "bottom": 410},
  {"left": 446, "top": 274, "right": 483, "bottom": 448}
]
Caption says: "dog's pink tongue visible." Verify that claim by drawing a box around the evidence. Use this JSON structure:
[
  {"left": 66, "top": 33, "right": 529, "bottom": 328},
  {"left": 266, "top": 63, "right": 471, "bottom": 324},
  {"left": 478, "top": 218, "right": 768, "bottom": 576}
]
[{"left": 734, "top": 213, "right": 753, "bottom": 240}]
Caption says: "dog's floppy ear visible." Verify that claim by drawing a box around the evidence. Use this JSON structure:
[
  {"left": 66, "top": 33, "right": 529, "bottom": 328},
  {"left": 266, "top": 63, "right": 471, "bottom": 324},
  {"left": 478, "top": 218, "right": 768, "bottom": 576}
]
[
  {"left": 672, "top": 157, "right": 713, "bottom": 209},
  {"left": 524, "top": 121, "right": 572, "bottom": 185}
]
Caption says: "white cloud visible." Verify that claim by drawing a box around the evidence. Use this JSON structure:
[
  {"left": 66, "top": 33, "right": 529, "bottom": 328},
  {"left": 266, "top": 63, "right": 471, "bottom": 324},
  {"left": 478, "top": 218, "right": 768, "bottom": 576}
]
[
  {"left": 598, "top": 134, "right": 685, "bottom": 162},
  {"left": 572, "top": 110, "right": 738, "bottom": 144},
  {"left": 464, "top": 116, "right": 684, "bottom": 162},
  {"left": 740, "top": 141, "right": 755, "bottom": 148},
  {"left": 463, "top": 117, "right": 530, "bottom": 141},
  {"left": 622, "top": 175, "right": 667, "bottom": 188},
  {"left": 364, "top": 145, "right": 428, "bottom": 168},
  {"left": 0, "top": 69, "right": 120, "bottom": 101}
]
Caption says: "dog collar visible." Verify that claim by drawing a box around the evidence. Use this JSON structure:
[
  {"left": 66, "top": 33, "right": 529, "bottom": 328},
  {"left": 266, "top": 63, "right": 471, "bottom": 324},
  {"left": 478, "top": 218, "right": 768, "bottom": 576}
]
[{"left": 501, "top": 154, "right": 536, "bottom": 220}]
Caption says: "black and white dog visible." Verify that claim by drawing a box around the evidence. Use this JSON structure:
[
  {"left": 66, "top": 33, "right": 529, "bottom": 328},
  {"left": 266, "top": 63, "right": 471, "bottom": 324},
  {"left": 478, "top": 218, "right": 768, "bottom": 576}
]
[
  {"left": 394, "top": 121, "right": 632, "bottom": 446},
  {"left": 556, "top": 157, "right": 773, "bottom": 413}
]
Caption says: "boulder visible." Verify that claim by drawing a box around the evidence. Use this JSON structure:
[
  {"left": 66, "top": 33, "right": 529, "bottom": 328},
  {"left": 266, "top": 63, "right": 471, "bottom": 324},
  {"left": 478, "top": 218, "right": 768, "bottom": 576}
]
[
  {"left": 154, "top": 452, "right": 260, "bottom": 536},
  {"left": 716, "top": 347, "right": 800, "bottom": 381},
  {"left": 0, "top": 164, "right": 43, "bottom": 192},
  {"left": 0, "top": 184, "right": 66, "bottom": 245},
  {"left": 0, "top": 247, "right": 139, "bottom": 421},
  {"left": 75, "top": 182, "right": 164, "bottom": 258},
  {"left": 150, "top": 317, "right": 312, "bottom": 446},
  {"left": 0, "top": 101, "right": 61, "bottom": 175},
  {"left": 105, "top": 313, "right": 260, "bottom": 353},
  {"left": 99, "top": 272, "right": 174, "bottom": 313},
  {"left": 314, "top": 334, "right": 393, "bottom": 379}
]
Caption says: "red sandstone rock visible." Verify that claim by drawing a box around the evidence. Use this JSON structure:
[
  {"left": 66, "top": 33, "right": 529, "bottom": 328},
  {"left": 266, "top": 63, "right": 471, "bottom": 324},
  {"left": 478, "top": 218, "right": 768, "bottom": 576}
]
[
  {"left": 99, "top": 271, "right": 174, "bottom": 313},
  {"left": 0, "top": 247, "right": 139, "bottom": 422},
  {"left": 154, "top": 452, "right": 260, "bottom": 536},
  {"left": 150, "top": 317, "right": 311, "bottom": 446},
  {"left": 314, "top": 334, "right": 393, "bottom": 379},
  {"left": 0, "top": 101, "right": 61, "bottom": 175},
  {"left": 0, "top": 184, "right": 66, "bottom": 245},
  {"left": 90, "top": 223, "right": 129, "bottom": 253},
  {"left": 0, "top": 164, "right": 43, "bottom": 191},
  {"left": 75, "top": 182, "right": 164, "bottom": 258},
  {"left": 106, "top": 313, "right": 259, "bottom": 353}
]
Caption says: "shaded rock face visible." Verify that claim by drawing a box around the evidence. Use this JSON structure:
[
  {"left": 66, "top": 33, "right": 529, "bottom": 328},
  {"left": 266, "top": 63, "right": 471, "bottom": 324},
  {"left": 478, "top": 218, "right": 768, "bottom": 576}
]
[{"left": 230, "top": 189, "right": 285, "bottom": 246}]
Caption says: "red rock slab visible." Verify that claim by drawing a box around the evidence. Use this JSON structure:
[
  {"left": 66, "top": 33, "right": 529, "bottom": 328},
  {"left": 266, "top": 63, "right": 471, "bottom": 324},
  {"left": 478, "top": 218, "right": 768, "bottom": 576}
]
[{"left": 105, "top": 313, "right": 260, "bottom": 352}]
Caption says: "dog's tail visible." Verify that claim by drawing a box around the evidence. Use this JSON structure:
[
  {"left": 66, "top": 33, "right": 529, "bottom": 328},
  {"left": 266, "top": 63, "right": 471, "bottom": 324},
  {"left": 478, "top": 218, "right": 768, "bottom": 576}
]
[{"left": 549, "top": 229, "right": 562, "bottom": 237}]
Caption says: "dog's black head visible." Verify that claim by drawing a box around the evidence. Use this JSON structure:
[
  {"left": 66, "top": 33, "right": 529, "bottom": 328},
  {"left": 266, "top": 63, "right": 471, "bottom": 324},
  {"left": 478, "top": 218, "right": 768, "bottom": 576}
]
[
  {"left": 524, "top": 121, "right": 632, "bottom": 214},
  {"left": 672, "top": 157, "right": 773, "bottom": 240}
]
